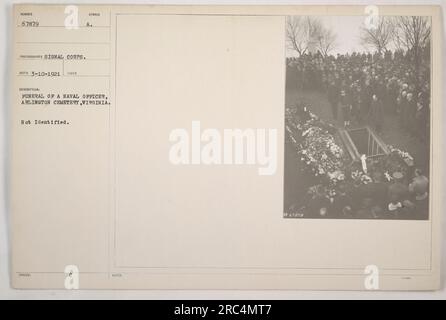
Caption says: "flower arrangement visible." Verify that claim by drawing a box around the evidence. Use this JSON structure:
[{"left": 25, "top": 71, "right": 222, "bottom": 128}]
[
  {"left": 328, "top": 170, "right": 345, "bottom": 182},
  {"left": 298, "top": 124, "right": 345, "bottom": 177},
  {"left": 285, "top": 102, "right": 418, "bottom": 208},
  {"left": 285, "top": 104, "right": 345, "bottom": 181},
  {"left": 351, "top": 169, "right": 373, "bottom": 185},
  {"left": 388, "top": 145, "right": 414, "bottom": 166},
  {"left": 364, "top": 146, "right": 413, "bottom": 180}
]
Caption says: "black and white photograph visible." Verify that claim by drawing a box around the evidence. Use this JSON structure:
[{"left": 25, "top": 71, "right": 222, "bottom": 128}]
[
  {"left": 4, "top": 2, "right": 444, "bottom": 296},
  {"left": 284, "top": 15, "right": 431, "bottom": 220}
]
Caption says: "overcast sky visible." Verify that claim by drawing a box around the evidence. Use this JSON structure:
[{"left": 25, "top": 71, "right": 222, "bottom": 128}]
[
  {"left": 319, "top": 16, "right": 367, "bottom": 54},
  {"left": 286, "top": 15, "right": 371, "bottom": 56}
]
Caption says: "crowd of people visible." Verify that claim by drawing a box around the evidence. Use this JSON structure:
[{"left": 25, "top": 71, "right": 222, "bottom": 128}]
[
  {"left": 284, "top": 48, "right": 431, "bottom": 220},
  {"left": 290, "top": 168, "right": 429, "bottom": 220},
  {"left": 286, "top": 49, "right": 431, "bottom": 142},
  {"left": 285, "top": 103, "right": 430, "bottom": 220}
]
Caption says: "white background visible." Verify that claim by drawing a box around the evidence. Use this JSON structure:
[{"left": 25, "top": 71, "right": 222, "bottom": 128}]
[{"left": 1, "top": 0, "right": 445, "bottom": 299}]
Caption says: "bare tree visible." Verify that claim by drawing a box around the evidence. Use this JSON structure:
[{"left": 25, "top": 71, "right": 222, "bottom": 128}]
[
  {"left": 392, "top": 16, "right": 431, "bottom": 91},
  {"left": 315, "top": 26, "right": 337, "bottom": 58},
  {"left": 393, "top": 16, "right": 431, "bottom": 53},
  {"left": 388, "top": 17, "right": 404, "bottom": 51},
  {"left": 360, "top": 17, "right": 395, "bottom": 54},
  {"left": 286, "top": 16, "right": 322, "bottom": 56}
]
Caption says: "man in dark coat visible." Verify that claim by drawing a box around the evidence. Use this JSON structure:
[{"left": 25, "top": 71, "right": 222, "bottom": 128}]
[
  {"left": 368, "top": 94, "right": 384, "bottom": 134},
  {"left": 327, "top": 81, "right": 339, "bottom": 121},
  {"left": 406, "top": 92, "right": 417, "bottom": 136},
  {"left": 339, "top": 90, "right": 352, "bottom": 128}
]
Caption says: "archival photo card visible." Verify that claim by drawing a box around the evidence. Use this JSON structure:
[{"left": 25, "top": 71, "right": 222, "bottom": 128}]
[
  {"left": 284, "top": 15, "right": 432, "bottom": 220},
  {"left": 10, "top": 4, "right": 442, "bottom": 290}
]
